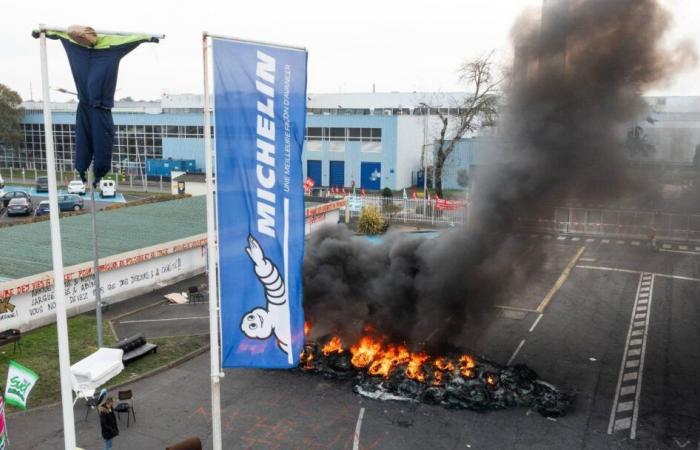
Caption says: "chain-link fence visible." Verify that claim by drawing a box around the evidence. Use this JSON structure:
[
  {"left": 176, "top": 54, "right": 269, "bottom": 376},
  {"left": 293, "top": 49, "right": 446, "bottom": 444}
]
[{"left": 518, "top": 207, "right": 700, "bottom": 242}]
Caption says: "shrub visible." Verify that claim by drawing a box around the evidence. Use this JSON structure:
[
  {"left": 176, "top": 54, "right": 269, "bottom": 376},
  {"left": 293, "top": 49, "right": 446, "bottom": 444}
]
[
  {"left": 357, "top": 205, "right": 386, "bottom": 235},
  {"left": 381, "top": 187, "right": 393, "bottom": 198}
]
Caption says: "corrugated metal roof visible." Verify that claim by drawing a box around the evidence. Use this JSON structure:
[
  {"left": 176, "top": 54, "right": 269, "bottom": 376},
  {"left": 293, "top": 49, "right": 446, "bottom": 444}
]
[{"left": 0, "top": 196, "right": 206, "bottom": 280}]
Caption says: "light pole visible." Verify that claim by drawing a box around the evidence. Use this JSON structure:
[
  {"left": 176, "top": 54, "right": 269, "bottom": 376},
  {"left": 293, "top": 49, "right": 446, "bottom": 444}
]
[{"left": 419, "top": 103, "right": 430, "bottom": 214}]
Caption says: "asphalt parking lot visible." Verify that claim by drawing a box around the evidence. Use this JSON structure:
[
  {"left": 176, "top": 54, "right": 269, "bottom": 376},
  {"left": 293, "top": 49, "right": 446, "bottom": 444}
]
[{"left": 10, "top": 235, "right": 700, "bottom": 449}]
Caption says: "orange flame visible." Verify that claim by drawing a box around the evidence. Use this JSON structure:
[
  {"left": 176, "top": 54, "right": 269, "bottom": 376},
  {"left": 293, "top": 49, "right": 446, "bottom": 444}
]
[
  {"left": 486, "top": 373, "right": 497, "bottom": 386},
  {"left": 458, "top": 355, "right": 476, "bottom": 377},
  {"left": 304, "top": 321, "right": 310, "bottom": 336},
  {"left": 433, "top": 370, "right": 444, "bottom": 386},
  {"left": 434, "top": 357, "right": 455, "bottom": 373},
  {"left": 406, "top": 352, "right": 429, "bottom": 382},
  {"left": 368, "top": 345, "right": 410, "bottom": 378},
  {"left": 322, "top": 336, "right": 344, "bottom": 356},
  {"left": 350, "top": 336, "right": 383, "bottom": 368}
]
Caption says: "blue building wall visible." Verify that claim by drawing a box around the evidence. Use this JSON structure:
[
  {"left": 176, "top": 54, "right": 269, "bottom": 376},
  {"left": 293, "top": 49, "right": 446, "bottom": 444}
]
[
  {"left": 163, "top": 137, "right": 205, "bottom": 169},
  {"left": 441, "top": 137, "right": 503, "bottom": 190},
  {"left": 302, "top": 115, "right": 398, "bottom": 190}
]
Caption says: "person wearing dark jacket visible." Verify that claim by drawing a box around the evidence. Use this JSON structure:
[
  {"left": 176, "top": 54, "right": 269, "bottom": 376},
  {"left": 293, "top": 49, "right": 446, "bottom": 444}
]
[{"left": 99, "top": 397, "right": 119, "bottom": 450}]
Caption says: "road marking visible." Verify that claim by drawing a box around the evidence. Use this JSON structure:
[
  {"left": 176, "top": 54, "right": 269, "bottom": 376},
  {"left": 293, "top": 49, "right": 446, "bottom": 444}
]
[
  {"left": 557, "top": 236, "right": 567, "bottom": 241},
  {"left": 602, "top": 239, "right": 610, "bottom": 244},
  {"left": 679, "top": 245, "right": 688, "bottom": 250},
  {"left": 119, "top": 316, "right": 209, "bottom": 324},
  {"left": 586, "top": 238, "right": 596, "bottom": 243},
  {"left": 543, "top": 235, "right": 552, "bottom": 239},
  {"left": 494, "top": 305, "right": 539, "bottom": 314},
  {"left": 571, "top": 237, "right": 580, "bottom": 242},
  {"left": 528, "top": 314, "right": 543, "bottom": 332},
  {"left": 659, "top": 248, "right": 700, "bottom": 255},
  {"left": 616, "top": 240, "right": 625, "bottom": 245},
  {"left": 536, "top": 246, "right": 586, "bottom": 313},
  {"left": 576, "top": 265, "right": 700, "bottom": 283},
  {"left": 608, "top": 273, "right": 654, "bottom": 439},
  {"left": 580, "top": 257, "right": 597, "bottom": 262},
  {"left": 353, "top": 407, "right": 365, "bottom": 450},
  {"left": 631, "top": 241, "right": 640, "bottom": 246},
  {"left": 507, "top": 339, "right": 526, "bottom": 365}
]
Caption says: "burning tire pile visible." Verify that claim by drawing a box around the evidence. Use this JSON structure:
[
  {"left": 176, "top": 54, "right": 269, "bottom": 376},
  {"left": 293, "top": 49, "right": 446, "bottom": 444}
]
[{"left": 300, "top": 335, "right": 573, "bottom": 418}]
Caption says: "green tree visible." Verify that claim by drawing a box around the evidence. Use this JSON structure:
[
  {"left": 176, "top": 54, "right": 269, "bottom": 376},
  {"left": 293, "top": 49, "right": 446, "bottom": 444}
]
[{"left": 0, "top": 84, "right": 24, "bottom": 166}]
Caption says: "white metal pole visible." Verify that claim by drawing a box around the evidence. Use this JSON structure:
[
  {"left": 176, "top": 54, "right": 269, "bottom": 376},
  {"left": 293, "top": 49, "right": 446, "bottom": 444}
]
[
  {"left": 423, "top": 108, "right": 428, "bottom": 215},
  {"left": 39, "top": 27, "right": 77, "bottom": 450},
  {"left": 90, "top": 172, "right": 104, "bottom": 348},
  {"left": 202, "top": 32, "right": 224, "bottom": 450}
]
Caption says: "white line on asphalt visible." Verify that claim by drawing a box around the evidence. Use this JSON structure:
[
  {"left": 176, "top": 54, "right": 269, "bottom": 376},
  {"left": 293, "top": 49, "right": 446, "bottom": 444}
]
[
  {"left": 507, "top": 339, "right": 526, "bottom": 365},
  {"left": 529, "top": 314, "right": 544, "bottom": 332},
  {"left": 580, "top": 257, "right": 597, "bottom": 262},
  {"left": 631, "top": 274, "right": 654, "bottom": 440},
  {"left": 353, "top": 407, "right": 365, "bottom": 450},
  {"left": 576, "top": 265, "right": 700, "bottom": 282},
  {"left": 659, "top": 248, "right": 700, "bottom": 255},
  {"left": 119, "top": 316, "right": 210, "bottom": 324}
]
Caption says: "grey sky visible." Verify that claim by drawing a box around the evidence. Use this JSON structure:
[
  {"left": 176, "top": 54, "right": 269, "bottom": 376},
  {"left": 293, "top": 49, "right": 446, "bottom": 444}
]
[{"left": 2, "top": 0, "right": 699, "bottom": 102}]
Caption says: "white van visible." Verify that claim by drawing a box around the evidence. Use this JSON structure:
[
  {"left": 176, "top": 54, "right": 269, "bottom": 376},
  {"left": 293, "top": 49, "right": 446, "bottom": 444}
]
[{"left": 99, "top": 179, "right": 117, "bottom": 198}]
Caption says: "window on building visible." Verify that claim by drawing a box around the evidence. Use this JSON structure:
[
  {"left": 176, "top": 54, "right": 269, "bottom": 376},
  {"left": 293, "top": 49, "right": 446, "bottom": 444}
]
[
  {"left": 306, "top": 127, "right": 323, "bottom": 140},
  {"left": 348, "top": 128, "right": 361, "bottom": 141},
  {"left": 329, "top": 127, "right": 346, "bottom": 141}
]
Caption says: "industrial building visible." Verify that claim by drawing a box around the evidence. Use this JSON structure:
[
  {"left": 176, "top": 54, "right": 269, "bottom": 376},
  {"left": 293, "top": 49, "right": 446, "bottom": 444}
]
[{"left": 10, "top": 93, "right": 700, "bottom": 191}]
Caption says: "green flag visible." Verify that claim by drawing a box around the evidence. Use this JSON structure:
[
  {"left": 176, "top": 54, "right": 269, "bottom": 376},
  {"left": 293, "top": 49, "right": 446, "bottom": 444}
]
[{"left": 4, "top": 361, "right": 39, "bottom": 410}]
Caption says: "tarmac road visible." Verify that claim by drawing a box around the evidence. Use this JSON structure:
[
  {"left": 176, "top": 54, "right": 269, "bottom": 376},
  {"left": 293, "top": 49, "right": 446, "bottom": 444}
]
[{"left": 9, "top": 235, "right": 700, "bottom": 449}]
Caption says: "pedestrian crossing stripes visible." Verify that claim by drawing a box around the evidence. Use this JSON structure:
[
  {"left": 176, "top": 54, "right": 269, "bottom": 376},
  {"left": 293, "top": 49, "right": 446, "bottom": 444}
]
[{"left": 608, "top": 272, "right": 654, "bottom": 440}]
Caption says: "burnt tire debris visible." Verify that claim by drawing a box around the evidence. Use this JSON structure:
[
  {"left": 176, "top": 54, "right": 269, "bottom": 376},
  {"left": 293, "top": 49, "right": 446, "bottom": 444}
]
[{"left": 300, "top": 340, "right": 574, "bottom": 418}]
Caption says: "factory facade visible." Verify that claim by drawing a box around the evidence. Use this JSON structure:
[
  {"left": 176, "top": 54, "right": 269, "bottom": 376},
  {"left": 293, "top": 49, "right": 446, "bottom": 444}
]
[
  {"left": 13, "top": 92, "right": 462, "bottom": 191},
  {"left": 10, "top": 93, "right": 700, "bottom": 191}
]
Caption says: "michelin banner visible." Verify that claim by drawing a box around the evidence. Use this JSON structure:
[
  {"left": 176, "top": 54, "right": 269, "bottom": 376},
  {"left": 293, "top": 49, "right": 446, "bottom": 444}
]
[{"left": 213, "top": 38, "right": 307, "bottom": 368}]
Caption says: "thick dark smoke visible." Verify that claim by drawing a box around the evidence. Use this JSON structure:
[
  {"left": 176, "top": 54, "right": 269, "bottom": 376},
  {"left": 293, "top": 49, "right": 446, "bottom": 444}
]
[{"left": 303, "top": 0, "right": 696, "bottom": 353}]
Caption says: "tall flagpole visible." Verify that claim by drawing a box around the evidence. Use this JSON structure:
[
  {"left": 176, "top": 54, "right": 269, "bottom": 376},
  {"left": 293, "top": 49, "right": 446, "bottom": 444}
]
[
  {"left": 39, "top": 26, "right": 77, "bottom": 449},
  {"left": 202, "top": 32, "right": 224, "bottom": 450}
]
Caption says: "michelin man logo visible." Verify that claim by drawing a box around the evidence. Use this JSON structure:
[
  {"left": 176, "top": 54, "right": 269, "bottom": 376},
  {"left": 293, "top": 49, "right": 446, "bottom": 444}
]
[{"left": 240, "top": 234, "right": 292, "bottom": 358}]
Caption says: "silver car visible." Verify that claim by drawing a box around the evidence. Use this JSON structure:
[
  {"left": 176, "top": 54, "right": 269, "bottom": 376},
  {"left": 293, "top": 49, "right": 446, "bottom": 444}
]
[{"left": 7, "top": 197, "right": 33, "bottom": 216}]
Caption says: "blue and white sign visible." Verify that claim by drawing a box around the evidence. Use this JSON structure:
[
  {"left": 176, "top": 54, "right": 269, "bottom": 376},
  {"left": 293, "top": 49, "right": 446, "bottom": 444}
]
[{"left": 213, "top": 38, "right": 307, "bottom": 368}]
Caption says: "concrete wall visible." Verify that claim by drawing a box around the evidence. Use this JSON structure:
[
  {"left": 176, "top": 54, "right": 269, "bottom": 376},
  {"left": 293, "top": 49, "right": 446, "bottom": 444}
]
[{"left": 0, "top": 235, "right": 207, "bottom": 333}]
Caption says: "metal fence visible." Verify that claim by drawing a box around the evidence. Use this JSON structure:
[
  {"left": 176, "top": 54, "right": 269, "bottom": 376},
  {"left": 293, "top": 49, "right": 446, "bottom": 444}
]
[
  {"left": 518, "top": 207, "right": 700, "bottom": 242},
  {"left": 339, "top": 196, "right": 469, "bottom": 225}
]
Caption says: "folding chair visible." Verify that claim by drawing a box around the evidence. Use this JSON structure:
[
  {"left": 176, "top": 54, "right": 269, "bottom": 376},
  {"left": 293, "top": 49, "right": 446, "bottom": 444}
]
[{"left": 114, "top": 390, "right": 136, "bottom": 427}]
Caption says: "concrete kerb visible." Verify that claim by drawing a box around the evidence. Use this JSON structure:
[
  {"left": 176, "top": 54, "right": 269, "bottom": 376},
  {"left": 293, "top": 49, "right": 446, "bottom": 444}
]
[{"left": 7, "top": 344, "right": 211, "bottom": 418}]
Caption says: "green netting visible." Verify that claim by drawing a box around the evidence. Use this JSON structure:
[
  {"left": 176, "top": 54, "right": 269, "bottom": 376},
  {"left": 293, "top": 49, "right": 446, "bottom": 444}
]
[{"left": 0, "top": 197, "right": 206, "bottom": 280}]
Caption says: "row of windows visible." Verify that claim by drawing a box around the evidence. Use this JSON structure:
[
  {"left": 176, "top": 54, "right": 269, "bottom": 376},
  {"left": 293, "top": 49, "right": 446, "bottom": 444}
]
[
  {"left": 307, "top": 107, "right": 470, "bottom": 116},
  {"left": 21, "top": 123, "right": 211, "bottom": 138},
  {"left": 306, "top": 127, "right": 382, "bottom": 142}
]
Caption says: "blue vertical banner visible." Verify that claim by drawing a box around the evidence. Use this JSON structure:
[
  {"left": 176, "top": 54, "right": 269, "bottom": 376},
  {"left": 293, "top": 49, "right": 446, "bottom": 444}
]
[{"left": 213, "top": 38, "right": 307, "bottom": 368}]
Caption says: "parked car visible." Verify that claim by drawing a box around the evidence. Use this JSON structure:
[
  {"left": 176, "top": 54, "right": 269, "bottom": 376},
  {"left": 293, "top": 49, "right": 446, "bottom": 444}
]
[
  {"left": 67, "top": 180, "right": 86, "bottom": 195},
  {"left": 99, "top": 179, "right": 116, "bottom": 198},
  {"left": 59, "top": 194, "right": 84, "bottom": 211},
  {"left": 36, "top": 176, "right": 49, "bottom": 193},
  {"left": 7, "top": 197, "right": 33, "bottom": 216},
  {"left": 0, "top": 173, "right": 4, "bottom": 188},
  {"left": 35, "top": 200, "right": 50, "bottom": 216},
  {"left": 2, "top": 190, "right": 31, "bottom": 208}
]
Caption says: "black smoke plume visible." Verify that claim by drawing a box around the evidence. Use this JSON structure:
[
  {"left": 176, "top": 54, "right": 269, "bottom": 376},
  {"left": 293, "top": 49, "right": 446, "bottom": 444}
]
[{"left": 303, "top": 0, "right": 696, "bottom": 353}]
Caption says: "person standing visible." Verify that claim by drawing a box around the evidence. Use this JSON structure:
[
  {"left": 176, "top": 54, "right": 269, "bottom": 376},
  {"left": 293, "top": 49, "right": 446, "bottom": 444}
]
[{"left": 99, "top": 397, "right": 119, "bottom": 450}]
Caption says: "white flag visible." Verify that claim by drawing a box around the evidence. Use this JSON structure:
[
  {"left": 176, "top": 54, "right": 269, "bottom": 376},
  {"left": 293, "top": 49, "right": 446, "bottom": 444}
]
[{"left": 5, "top": 360, "right": 39, "bottom": 410}]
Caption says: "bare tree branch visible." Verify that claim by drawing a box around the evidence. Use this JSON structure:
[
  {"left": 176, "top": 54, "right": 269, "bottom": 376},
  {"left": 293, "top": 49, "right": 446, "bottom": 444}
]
[{"left": 426, "top": 53, "right": 500, "bottom": 196}]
